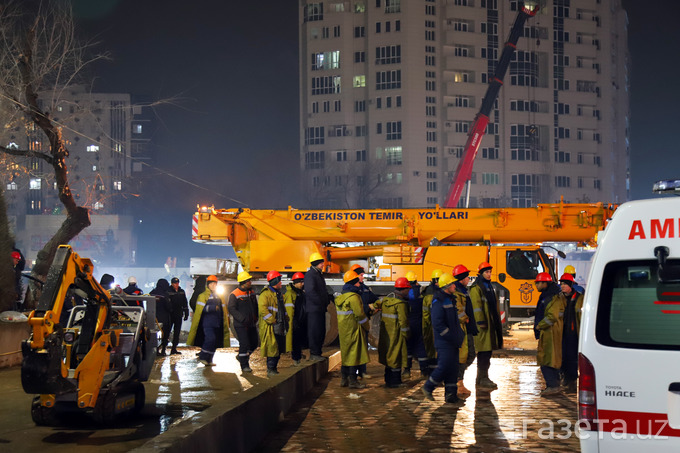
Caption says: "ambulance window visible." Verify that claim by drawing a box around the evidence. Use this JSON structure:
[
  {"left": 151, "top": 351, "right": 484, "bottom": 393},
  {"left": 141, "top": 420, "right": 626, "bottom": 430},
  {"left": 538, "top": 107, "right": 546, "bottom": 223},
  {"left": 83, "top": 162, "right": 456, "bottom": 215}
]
[
  {"left": 596, "top": 260, "right": 680, "bottom": 350},
  {"left": 506, "top": 250, "right": 544, "bottom": 280}
]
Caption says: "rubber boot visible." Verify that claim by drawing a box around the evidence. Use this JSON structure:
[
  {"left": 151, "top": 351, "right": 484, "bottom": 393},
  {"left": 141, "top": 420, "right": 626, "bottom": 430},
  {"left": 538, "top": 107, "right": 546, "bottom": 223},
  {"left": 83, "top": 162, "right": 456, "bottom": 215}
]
[
  {"left": 476, "top": 369, "right": 497, "bottom": 391},
  {"left": 348, "top": 375, "right": 366, "bottom": 389},
  {"left": 457, "top": 379, "right": 471, "bottom": 397},
  {"left": 445, "top": 392, "right": 465, "bottom": 407}
]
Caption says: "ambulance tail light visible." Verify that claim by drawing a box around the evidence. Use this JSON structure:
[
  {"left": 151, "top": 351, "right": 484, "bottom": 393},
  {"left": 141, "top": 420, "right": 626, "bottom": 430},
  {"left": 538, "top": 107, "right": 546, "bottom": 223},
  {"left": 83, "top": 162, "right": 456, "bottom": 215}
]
[{"left": 578, "top": 352, "right": 598, "bottom": 430}]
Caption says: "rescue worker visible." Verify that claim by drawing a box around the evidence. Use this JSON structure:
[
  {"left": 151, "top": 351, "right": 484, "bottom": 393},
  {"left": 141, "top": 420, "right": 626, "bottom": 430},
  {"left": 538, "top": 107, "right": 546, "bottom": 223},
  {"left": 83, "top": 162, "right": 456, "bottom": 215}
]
[
  {"left": 421, "top": 269, "right": 443, "bottom": 377},
  {"left": 559, "top": 273, "right": 583, "bottom": 393},
  {"left": 403, "top": 271, "right": 427, "bottom": 380},
  {"left": 165, "top": 277, "right": 189, "bottom": 355},
  {"left": 259, "top": 271, "right": 288, "bottom": 377},
  {"left": 351, "top": 263, "right": 378, "bottom": 380},
  {"left": 123, "top": 276, "right": 144, "bottom": 307},
  {"left": 150, "top": 278, "right": 171, "bottom": 355},
  {"left": 533, "top": 272, "right": 565, "bottom": 396},
  {"left": 284, "top": 272, "right": 308, "bottom": 366},
  {"left": 335, "top": 270, "right": 370, "bottom": 389},
  {"left": 187, "top": 275, "right": 229, "bottom": 366},
  {"left": 421, "top": 272, "right": 465, "bottom": 406},
  {"left": 452, "top": 264, "right": 478, "bottom": 398},
  {"left": 376, "top": 277, "right": 410, "bottom": 388},
  {"left": 11, "top": 250, "right": 24, "bottom": 309},
  {"left": 227, "top": 271, "right": 259, "bottom": 372},
  {"left": 563, "top": 265, "right": 585, "bottom": 294},
  {"left": 469, "top": 262, "right": 503, "bottom": 391},
  {"left": 305, "top": 252, "right": 329, "bottom": 361}
]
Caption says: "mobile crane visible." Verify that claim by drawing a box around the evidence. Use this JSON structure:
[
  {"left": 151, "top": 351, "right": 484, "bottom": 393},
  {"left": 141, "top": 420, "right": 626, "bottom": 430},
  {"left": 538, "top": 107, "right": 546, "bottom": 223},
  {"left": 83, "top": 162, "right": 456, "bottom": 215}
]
[
  {"left": 444, "top": 1, "right": 540, "bottom": 208},
  {"left": 21, "top": 245, "right": 158, "bottom": 425},
  {"left": 192, "top": 201, "right": 615, "bottom": 320}
]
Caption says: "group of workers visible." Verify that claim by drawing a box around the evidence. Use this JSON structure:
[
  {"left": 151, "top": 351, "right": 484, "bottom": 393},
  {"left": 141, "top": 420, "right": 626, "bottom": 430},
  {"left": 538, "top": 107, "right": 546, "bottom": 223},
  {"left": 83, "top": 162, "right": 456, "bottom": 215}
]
[{"left": 182, "top": 254, "right": 584, "bottom": 401}]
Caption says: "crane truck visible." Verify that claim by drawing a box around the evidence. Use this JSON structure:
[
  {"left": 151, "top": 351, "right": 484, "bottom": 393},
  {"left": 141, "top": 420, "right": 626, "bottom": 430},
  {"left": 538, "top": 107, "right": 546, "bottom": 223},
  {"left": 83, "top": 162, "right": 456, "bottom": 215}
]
[
  {"left": 191, "top": 201, "right": 615, "bottom": 321},
  {"left": 445, "top": 1, "right": 539, "bottom": 208}
]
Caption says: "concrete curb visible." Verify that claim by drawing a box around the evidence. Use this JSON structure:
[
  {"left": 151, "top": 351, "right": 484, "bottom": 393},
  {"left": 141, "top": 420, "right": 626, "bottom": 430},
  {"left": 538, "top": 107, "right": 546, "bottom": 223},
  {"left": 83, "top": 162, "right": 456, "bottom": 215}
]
[{"left": 131, "top": 351, "right": 342, "bottom": 453}]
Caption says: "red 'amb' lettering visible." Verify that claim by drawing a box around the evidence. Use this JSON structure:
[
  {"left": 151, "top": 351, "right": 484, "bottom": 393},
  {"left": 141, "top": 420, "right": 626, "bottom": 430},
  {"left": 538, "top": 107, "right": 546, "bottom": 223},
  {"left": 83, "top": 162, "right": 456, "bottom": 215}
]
[{"left": 628, "top": 218, "right": 678, "bottom": 240}]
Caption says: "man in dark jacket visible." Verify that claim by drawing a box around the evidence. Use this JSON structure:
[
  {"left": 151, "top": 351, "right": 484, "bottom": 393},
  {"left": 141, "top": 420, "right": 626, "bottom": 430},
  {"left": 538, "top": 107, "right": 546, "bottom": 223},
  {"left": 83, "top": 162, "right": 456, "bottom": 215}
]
[
  {"left": 165, "top": 277, "right": 190, "bottom": 355},
  {"left": 305, "top": 252, "right": 329, "bottom": 361},
  {"left": 227, "top": 271, "right": 259, "bottom": 372},
  {"left": 123, "top": 276, "right": 144, "bottom": 307},
  {"left": 421, "top": 272, "right": 465, "bottom": 406},
  {"left": 150, "top": 279, "right": 171, "bottom": 356}
]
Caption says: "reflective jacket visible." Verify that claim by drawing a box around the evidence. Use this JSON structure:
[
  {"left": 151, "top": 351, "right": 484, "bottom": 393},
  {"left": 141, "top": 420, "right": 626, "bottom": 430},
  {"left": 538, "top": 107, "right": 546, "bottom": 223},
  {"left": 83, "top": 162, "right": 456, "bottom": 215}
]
[
  {"left": 227, "top": 286, "right": 258, "bottom": 328},
  {"left": 453, "top": 281, "right": 476, "bottom": 364},
  {"left": 259, "top": 286, "right": 287, "bottom": 357},
  {"left": 469, "top": 277, "right": 503, "bottom": 352},
  {"left": 536, "top": 288, "right": 566, "bottom": 368},
  {"left": 334, "top": 284, "right": 370, "bottom": 367},
  {"left": 431, "top": 288, "right": 465, "bottom": 350},
  {"left": 284, "top": 284, "right": 306, "bottom": 351},
  {"left": 187, "top": 288, "right": 229, "bottom": 347},
  {"left": 377, "top": 294, "right": 410, "bottom": 369}
]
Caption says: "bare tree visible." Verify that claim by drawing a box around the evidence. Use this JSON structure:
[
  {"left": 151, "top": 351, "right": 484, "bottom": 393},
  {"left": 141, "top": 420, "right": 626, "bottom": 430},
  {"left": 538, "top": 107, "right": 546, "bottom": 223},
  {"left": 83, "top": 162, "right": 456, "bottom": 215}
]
[{"left": 0, "top": 1, "right": 108, "bottom": 308}]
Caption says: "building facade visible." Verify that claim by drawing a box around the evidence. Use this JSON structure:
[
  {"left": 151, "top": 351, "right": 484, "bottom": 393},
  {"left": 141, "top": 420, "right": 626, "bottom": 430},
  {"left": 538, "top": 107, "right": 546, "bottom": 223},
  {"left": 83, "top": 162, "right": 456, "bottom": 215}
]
[
  {"left": 299, "top": 0, "right": 629, "bottom": 209},
  {"left": 1, "top": 85, "right": 154, "bottom": 264}
]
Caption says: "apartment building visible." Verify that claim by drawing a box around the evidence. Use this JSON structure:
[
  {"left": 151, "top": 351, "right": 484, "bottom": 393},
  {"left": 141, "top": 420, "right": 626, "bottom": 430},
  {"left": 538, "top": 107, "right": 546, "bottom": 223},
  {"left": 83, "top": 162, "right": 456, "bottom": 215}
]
[{"left": 299, "top": 0, "right": 629, "bottom": 209}]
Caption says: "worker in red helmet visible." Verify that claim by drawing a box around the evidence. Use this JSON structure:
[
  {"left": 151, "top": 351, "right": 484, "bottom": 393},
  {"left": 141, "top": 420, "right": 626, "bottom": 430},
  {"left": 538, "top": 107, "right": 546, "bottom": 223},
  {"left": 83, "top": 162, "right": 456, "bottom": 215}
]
[
  {"left": 284, "top": 272, "right": 308, "bottom": 366},
  {"left": 375, "top": 277, "right": 411, "bottom": 388},
  {"left": 559, "top": 273, "right": 584, "bottom": 393},
  {"left": 259, "top": 270, "right": 289, "bottom": 377},
  {"left": 187, "top": 275, "right": 230, "bottom": 367},
  {"left": 350, "top": 263, "right": 378, "bottom": 380},
  {"left": 451, "top": 264, "right": 478, "bottom": 398},
  {"left": 533, "top": 272, "right": 565, "bottom": 396},
  {"left": 335, "top": 270, "right": 370, "bottom": 389},
  {"left": 227, "top": 271, "right": 258, "bottom": 372},
  {"left": 469, "top": 262, "right": 503, "bottom": 391},
  {"left": 403, "top": 271, "right": 427, "bottom": 381}
]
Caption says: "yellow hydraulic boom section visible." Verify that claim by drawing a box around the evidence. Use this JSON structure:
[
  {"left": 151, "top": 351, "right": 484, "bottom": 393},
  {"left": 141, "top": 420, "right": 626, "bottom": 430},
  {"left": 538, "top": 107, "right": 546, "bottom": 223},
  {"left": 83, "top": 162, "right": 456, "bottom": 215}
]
[{"left": 193, "top": 202, "right": 616, "bottom": 273}]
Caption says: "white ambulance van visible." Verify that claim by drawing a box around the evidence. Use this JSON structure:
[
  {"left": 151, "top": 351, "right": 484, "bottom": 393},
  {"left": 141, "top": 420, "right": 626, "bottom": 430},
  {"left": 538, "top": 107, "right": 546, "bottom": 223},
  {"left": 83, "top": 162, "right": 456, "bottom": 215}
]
[{"left": 579, "top": 186, "right": 680, "bottom": 452}]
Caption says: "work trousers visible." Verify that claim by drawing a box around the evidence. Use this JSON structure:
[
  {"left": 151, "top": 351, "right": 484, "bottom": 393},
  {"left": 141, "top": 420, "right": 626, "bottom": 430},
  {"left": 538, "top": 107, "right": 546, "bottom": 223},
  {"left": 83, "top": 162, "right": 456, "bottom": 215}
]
[
  {"left": 266, "top": 334, "right": 286, "bottom": 371},
  {"left": 476, "top": 350, "right": 492, "bottom": 374},
  {"left": 541, "top": 365, "right": 561, "bottom": 388},
  {"left": 234, "top": 325, "right": 259, "bottom": 370},
  {"left": 458, "top": 333, "right": 476, "bottom": 380},
  {"left": 162, "top": 313, "right": 183, "bottom": 349},
  {"left": 307, "top": 311, "right": 326, "bottom": 356},
  {"left": 384, "top": 367, "right": 403, "bottom": 387},
  {"left": 406, "top": 331, "right": 428, "bottom": 373},
  {"left": 199, "top": 325, "right": 220, "bottom": 362},
  {"left": 424, "top": 347, "right": 459, "bottom": 398},
  {"left": 291, "top": 326, "right": 307, "bottom": 361}
]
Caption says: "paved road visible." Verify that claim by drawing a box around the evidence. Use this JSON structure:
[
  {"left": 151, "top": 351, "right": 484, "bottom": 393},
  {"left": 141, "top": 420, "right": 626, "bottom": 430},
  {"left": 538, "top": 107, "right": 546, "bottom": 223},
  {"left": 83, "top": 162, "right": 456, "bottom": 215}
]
[{"left": 256, "top": 351, "right": 580, "bottom": 452}]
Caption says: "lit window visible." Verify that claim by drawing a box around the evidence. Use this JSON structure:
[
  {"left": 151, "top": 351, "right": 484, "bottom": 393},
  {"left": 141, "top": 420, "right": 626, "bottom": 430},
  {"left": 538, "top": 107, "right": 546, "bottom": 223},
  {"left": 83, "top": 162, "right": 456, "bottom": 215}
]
[
  {"left": 29, "top": 178, "right": 41, "bottom": 190},
  {"left": 6, "top": 182, "right": 17, "bottom": 191},
  {"left": 353, "top": 75, "right": 366, "bottom": 88},
  {"left": 134, "top": 124, "right": 143, "bottom": 134},
  {"left": 87, "top": 145, "right": 99, "bottom": 152},
  {"left": 113, "top": 181, "right": 122, "bottom": 191},
  {"left": 92, "top": 165, "right": 97, "bottom": 171},
  {"left": 94, "top": 201, "right": 104, "bottom": 210}
]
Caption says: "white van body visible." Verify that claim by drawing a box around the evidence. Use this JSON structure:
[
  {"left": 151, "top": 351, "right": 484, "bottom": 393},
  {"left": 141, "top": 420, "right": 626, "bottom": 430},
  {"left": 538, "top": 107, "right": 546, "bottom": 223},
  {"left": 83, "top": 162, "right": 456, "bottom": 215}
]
[{"left": 579, "top": 198, "right": 680, "bottom": 452}]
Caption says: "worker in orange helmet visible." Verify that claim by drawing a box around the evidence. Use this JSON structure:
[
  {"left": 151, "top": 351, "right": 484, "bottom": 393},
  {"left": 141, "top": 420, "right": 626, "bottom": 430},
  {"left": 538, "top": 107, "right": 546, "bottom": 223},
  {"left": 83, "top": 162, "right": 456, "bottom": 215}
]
[
  {"left": 375, "top": 277, "right": 411, "bottom": 388},
  {"left": 259, "top": 270, "right": 289, "bottom": 377},
  {"left": 469, "top": 262, "right": 503, "bottom": 391},
  {"left": 187, "top": 275, "right": 230, "bottom": 367},
  {"left": 305, "top": 252, "right": 329, "bottom": 361},
  {"left": 533, "top": 272, "right": 565, "bottom": 396},
  {"left": 284, "top": 272, "right": 308, "bottom": 366},
  {"left": 451, "top": 264, "right": 478, "bottom": 398},
  {"left": 335, "top": 270, "right": 370, "bottom": 388},
  {"left": 559, "top": 273, "right": 583, "bottom": 393}
]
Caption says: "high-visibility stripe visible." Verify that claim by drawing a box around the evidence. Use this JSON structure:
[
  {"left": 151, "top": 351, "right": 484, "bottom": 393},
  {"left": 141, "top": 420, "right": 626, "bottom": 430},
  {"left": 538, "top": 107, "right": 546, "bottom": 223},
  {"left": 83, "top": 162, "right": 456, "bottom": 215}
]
[
  {"left": 263, "top": 313, "right": 273, "bottom": 320},
  {"left": 440, "top": 327, "right": 449, "bottom": 336},
  {"left": 358, "top": 317, "right": 368, "bottom": 324},
  {"left": 285, "top": 303, "right": 294, "bottom": 307},
  {"left": 337, "top": 310, "right": 353, "bottom": 315},
  {"left": 382, "top": 313, "right": 398, "bottom": 319},
  {"left": 197, "top": 301, "right": 206, "bottom": 306},
  {"left": 443, "top": 304, "right": 454, "bottom": 308},
  {"left": 268, "top": 306, "right": 278, "bottom": 312},
  {"left": 423, "top": 307, "right": 430, "bottom": 312},
  {"left": 458, "top": 312, "right": 466, "bottom": 319},
  {"left": 544, "top": 318, "right": 554, "bottom": 326},
  {"left": 473, "top": 308, "right": 482, "bottom": 313},
  {"left": 400, "top": 327, "right": 410, "bottom": 332}
]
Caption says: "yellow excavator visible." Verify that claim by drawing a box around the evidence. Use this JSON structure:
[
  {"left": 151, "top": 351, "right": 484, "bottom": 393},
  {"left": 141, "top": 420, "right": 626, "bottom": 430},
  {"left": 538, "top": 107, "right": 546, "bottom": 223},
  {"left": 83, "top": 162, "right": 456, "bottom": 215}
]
[{"left": 21, "top": 245, "right": 158, "bottom": 425}]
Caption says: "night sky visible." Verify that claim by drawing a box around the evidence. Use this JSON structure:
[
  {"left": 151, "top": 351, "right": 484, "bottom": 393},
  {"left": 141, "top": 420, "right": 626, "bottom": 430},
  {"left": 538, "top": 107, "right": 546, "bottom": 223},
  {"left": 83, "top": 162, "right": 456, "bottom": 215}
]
[{"left": 72, "top": 0, "right": 679, "bottom": 266}]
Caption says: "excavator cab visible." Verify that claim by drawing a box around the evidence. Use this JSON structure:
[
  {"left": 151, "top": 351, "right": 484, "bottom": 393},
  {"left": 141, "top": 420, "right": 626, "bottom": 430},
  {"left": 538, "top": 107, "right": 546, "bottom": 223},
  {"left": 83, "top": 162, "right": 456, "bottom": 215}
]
[{"left": 21, "top": 245, "right": 158, "bottom": 425}]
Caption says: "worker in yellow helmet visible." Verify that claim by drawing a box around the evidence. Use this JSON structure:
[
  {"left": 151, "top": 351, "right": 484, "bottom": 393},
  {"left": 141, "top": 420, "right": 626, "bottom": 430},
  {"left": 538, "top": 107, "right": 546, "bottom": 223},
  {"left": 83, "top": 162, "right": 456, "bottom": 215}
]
[
  {"left": 305, "top": 252, "right": 329, "bottom": 361},
  {"left": 563, "top": 264, "right": 584, "bottom": 294},
  {"left": 421, "top": 269, "right": 443, "bottom": 377},
  {"left": 335, "top": 270, "right": 370, "bottom": 388},
  {"left": 421, "top": 272, "right": 465, "bottom": 406},
  {"left": 227, "top": 271, "right": 258, "bottom": 373}
]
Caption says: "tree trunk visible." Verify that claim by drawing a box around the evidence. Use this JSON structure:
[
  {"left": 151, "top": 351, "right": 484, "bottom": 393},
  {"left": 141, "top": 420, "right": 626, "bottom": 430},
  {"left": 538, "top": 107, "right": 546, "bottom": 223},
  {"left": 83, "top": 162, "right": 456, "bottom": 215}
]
[{"left": 0, "top": 185, "right": 18, "bottom": 312}]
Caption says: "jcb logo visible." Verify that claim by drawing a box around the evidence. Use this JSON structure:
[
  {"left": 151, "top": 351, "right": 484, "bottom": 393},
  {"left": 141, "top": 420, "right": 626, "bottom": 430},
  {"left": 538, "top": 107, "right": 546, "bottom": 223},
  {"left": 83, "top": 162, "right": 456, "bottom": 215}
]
[{"left": 518, "top": 282, "right": 534, "bottom": 305}]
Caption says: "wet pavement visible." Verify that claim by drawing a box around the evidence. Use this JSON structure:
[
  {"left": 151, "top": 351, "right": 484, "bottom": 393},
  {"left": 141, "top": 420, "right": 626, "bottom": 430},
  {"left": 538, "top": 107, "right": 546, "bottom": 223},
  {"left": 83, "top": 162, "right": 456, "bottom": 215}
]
[{"left": 256, "top": 333, "right": 581, "bottom": 452}]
